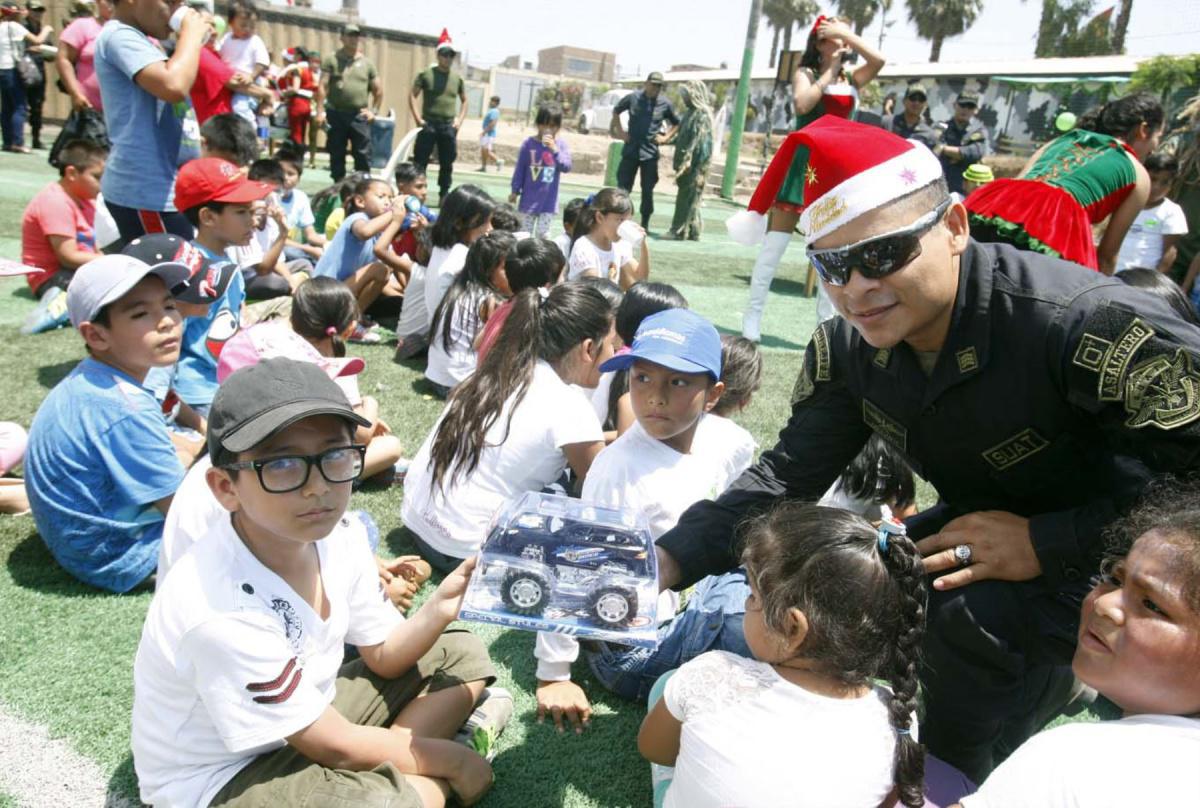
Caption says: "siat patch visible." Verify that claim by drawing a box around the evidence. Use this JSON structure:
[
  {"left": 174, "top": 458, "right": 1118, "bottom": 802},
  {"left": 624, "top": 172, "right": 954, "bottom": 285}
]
[{"left": 1123, "top": 348, "right": 1200, "bottom": 430}]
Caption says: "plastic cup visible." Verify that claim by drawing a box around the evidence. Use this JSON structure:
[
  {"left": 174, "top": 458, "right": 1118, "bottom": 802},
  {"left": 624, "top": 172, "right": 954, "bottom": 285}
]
[{"left": 617, "top": 219, "right": 644, "bottom": 245}]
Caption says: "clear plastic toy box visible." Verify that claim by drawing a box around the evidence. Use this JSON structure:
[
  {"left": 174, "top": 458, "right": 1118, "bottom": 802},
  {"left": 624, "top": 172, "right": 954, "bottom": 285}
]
[{"left": 458, "top": 492, "right": 659, "bottom": 648}]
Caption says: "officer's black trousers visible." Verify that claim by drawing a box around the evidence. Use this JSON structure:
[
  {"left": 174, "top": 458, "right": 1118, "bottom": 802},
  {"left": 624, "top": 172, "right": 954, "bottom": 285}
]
[
  {"left": 413, "top": 121, "right": 458, "bottom": 199},
  {"left": 616, "top": 153, "right": 658, "bottom": 227},
  {"left": 326, "top": 108, "right": 372, "bottom": 183}
]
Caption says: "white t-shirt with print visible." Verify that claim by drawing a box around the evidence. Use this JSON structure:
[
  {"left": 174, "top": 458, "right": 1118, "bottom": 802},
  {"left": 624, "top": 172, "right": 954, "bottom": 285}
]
[
  {"left": 535, "top": 421, "right": 746, "bottom": 681},
  {"left": 424, "top": 243, "right": 470, "bottom": 328},
  {"left": 402, "top": 360, "right": 603, "bottom": 558},
  {"left": 567, "top": 235, "right": 633, "bottom": 282},
  {"left": 132, "top": 515, "right": 402, "bottom": 808},
  {"left": 961, "top": 714, "right": 1200, "bottom": 808},
  {"left": 216, "top": 33, "right": 269, "bottom": 74},
  {"left": 426, "top": 287, "right": 486, "bottom": 388},
  {"left": 662, "top": 650, "right": 905, "bottom": 808},
  {"left": 1116, "top": 197, "right": 1188, "bottom": 272}
]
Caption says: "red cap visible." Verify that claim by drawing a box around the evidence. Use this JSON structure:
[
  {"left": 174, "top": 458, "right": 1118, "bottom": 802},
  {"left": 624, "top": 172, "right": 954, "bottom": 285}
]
[{"left": 173, "top": 158, "right": 273, "bottom": 213}]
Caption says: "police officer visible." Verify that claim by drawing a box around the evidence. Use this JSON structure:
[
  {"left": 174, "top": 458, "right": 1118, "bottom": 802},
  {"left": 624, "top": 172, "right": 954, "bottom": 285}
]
[
  {"left": 935, "top": 91, "right": 990, "bottom": 195},
  {"left": 656, "top": 117, "right": 1200, "bottom": 784},
  {"left": 611, "top": 72, "right": 680, "bottom": 231},
  {"left": 885, "top": 82, "right": 937, "bottom": 149}
]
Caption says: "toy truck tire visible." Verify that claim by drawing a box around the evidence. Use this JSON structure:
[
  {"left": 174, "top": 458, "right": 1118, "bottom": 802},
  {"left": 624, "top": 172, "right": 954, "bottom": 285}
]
[
  {"left": 587, "top": 585, "right": 636, "bottom": 627},
  {"left": 500, "top": 568, "right": 551, "bottom": 616}
]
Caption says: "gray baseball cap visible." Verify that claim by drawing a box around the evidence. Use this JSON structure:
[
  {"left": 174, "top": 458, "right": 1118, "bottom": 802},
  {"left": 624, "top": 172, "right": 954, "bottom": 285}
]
[
  {"left": 208, "top": 358, "right": 371, "bottom": 463},
  {"left": 67, "top": 254, "right": 192, "bottom": 328}
]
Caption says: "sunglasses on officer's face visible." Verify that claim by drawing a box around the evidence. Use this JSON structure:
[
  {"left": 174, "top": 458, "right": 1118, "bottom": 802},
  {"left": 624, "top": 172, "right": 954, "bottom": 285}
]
[{"left": 806, "top": 198, "right": 951, "bottom": 287}]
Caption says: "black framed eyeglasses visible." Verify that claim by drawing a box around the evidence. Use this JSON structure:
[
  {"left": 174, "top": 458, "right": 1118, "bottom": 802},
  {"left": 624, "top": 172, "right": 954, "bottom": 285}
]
[
  {"left": 806, "top": 198, "right": 951, "bottom": 287},
  {"left": 223, "top": 445, "right": 367, "bottom": 493}
]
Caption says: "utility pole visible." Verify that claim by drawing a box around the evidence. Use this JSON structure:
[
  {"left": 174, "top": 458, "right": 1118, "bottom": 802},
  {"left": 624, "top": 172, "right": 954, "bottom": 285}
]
[{"left": 721, "top": 0, "right": 762, "bottom": 199}]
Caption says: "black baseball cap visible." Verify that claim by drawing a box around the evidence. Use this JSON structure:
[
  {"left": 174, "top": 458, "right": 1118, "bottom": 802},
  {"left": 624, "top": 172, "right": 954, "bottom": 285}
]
[
  {"left": 208, "top": 358, "right": 371, "bottom": 463},
  {"left": 647, "top": 71, "right": 665, "bottom": 84},
  {"left": 121, "top": 234, "right": 234, "bottom": 307},
  {"left": 905, "top": 83, "right": 927, "bottom": 100}
]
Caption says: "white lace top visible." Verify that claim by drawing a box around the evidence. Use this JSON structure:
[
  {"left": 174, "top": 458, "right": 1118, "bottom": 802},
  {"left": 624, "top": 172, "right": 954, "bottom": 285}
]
[{"left": 662, "top": 651, "right": 908, "bottom": 808}]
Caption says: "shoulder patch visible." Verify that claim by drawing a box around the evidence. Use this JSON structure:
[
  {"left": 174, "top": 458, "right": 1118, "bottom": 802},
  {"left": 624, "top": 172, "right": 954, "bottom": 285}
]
[
  {"left": 956, "top": 347, "right": 979, "bottom": 374},
  {"left": 812, "top": 323, "right": 832, "bottom": 382},
  {"left": 792, "top": 355, "right": 815, "bottom": 404},
  {"left": 1124, "top": 349, "right": 1200, "bottom": 430},
  {"left": 873, "top": 348, "right": 892, "bottom": 369},
  {"left": 1099, "top": 318, "right": 1155, "bottom": 402},
  {"left": 863, "top": 399, "right": 907, "bottom": 452}
]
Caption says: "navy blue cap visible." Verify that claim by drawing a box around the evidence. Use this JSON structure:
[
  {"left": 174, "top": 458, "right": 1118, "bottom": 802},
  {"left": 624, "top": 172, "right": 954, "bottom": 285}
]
[{"left": 600, "top": 308, "right": 722, "bottom": 380}]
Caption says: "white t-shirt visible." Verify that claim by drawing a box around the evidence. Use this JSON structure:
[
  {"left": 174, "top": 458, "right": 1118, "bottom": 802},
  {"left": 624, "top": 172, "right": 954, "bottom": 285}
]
[
  {"left": 394, "top": 261, "right": 428, "bottom": 339},
  {"left": 535, "top": 421, "right": 747, "bottom": 681},
  {"left": 216, "top": 33, "right": 269, "bottom": 75},
  {"left": 585, "top": 371, "right": 615, "bottom": 427},
  {"left": 552, "top": 232, "right": 573, "bottom": 265},
  {"left": 426, "top": 287, "right": 486, "bottom": 388},
  {"left": 1115, "top": 197, "right": 1188, "bottom": 272},
  {"left": 226, "top": 216, "right": 280, "bottom": 271},
  {"left": 132, "top": 515, "right": 402, "bottom": 808},
  {"left": 402, "top": 360, "right": 603, "bottom": 558},
  {"left": 693, "top": 414, "right": 757, "bottom": 483},
  {"left": 424, "top": 243, "right": 470, "bottom": 328},
  {"left": 662, "top": 650, "right": 904, "bottom": 808},
  {"left": 0, "top": 21, "right": 29, "bottom": 70},
  {"left": 961, "top": 714, "right": 1200, "bottom": 808},
  {"left": 567, "top": 235, "right": 634, "bottom": 283}
]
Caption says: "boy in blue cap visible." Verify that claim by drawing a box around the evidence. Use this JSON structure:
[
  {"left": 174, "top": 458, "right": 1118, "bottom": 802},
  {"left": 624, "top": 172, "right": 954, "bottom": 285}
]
[{"left": 534, "top": 308, "right": 754, "bottom": 732}]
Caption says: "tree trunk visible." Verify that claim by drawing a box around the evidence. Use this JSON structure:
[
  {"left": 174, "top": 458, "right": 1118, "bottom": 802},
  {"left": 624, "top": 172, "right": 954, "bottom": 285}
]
[
  {"left": 1111, "top": 0, "right": 1133, "bottom": 53},
  {"left": 1036, "top": 0, "right": 1057, "bottom": 58},
  {"left": 783, "top": 22, "right": 793, "bottom": 55},
  {"left": 769, "top": 25, "right": 781, "bottom": 68},
  {"left": 929, "top": 33, "right": 943, "bottom": 62}
]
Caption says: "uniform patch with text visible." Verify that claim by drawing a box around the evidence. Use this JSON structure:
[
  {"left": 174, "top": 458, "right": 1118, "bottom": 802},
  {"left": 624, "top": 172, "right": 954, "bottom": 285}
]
[{"left": 982, "top": 428, "right": 1049, "bottom": 471}]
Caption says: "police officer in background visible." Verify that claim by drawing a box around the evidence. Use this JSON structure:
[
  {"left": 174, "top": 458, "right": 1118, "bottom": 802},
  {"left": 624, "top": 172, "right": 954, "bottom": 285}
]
[
  {"left": 660, "top": 118, "right": 1200, "bottom": 784},
  {"left": 935, "top": 91, "right": 990, "bottom": 194},
  {"left": 885, "top": 82, "right": 937, "bottom": 149},
  {"left": 611, "top": 71, "right": 680, "bottom": 231}
]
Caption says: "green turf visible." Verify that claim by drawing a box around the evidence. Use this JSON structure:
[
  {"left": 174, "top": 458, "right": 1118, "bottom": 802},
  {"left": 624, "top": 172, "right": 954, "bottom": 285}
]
[{"left": 0, "top": 151, "right": 817, "bottom": 807}]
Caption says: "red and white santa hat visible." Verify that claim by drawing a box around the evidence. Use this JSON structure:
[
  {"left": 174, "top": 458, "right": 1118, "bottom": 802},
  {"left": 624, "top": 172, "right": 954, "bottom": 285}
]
[
  {"left": 726, "top": 117, "right": 944, "bottom": 246},
  {"left": 436, "top": 28, "right": 457, "bottom": 54}
]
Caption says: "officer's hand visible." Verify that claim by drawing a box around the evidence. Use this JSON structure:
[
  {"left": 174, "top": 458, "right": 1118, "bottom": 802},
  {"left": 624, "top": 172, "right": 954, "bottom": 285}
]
[
  {"left": 536, "top": 680, "right": 592, "bottom": 734},
  {"left": 916, "top": 511, "right": 1042, "bottom": 591}
]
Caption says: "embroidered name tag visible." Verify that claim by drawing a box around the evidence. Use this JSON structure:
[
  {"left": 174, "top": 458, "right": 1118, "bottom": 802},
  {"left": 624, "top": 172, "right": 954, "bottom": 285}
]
[{"left": 982, "top": 428, "right": 1049, "bottom": 471}]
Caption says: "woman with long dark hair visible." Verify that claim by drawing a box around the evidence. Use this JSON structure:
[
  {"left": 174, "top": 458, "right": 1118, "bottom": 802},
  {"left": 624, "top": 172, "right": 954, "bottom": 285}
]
[
  {"left": 965, "top": 92, "right": 1164, "bottom": 273},
  {"left": 731, "top": 15, "right": 885, "bottom": 342}
]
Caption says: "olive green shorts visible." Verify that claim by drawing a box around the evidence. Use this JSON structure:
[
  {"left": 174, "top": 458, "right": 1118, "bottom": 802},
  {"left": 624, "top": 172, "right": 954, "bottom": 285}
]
[{"left": 209, "top": 630, "right": 495, "bottom": 808}]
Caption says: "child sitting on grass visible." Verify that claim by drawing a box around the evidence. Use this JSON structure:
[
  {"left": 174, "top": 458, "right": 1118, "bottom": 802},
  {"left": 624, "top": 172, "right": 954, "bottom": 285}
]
[
  {"left": 176, "top": 157, "right": 273, "bottom": 411},
  {"left": 639, "top": 502, "right": 927, "bottom": 808},
  {"left": 474, "top": 237, "right": 565, "bottom": 363},
  {"left": 274, "top": 147, "right": 327, "bottom": 263},
  {"left": 553, "top": 197, "right": 585, "bottom": 269},
  {"left": 383, "top": 162, "right": 436, "bottom": 262},
  {"left": 402, "top": 283, "right": 614, "bottom": 572},
  {"left": 426, "top": 231, "right": 516, "bottom": 397},
  {"left": 535, "top": 309, "right": 743, "bottom": 731},
  {"left": 24, "top": 254, "right": 192, "bottom": 592},
  {"left": 567, "top": 188, "right": 649, "bottom": 289},
  {"left": 314, "top": 176, "right": 404, "bottom": 334},
  {"left": 226, "top": 158, "right": 309, "bottom": 300},
  {"left": 508, "top": 103, "right": 572, "bottom": 238},
  {"left": 955, "top": 483, "right": 1200, "bottom": 807},
  {"left": 694, "top": 334, "right": 762, "bottom": 477},
  {"left": 200, "top": 113, "right": 261, "bottom": 169},
  {"left": 132, "top": 358, "right": 502, "bottom": 808}
]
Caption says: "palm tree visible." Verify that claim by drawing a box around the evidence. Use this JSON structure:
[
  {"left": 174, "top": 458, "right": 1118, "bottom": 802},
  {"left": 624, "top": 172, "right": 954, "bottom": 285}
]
[
  {"left": 1111, "top": 0, "right": 1134, "bottom": 53},
  {"left": 763, "top": 0, "right": 821, "bottom": 68},
  {"left": 905, "top": 0, "right": 985, "bottom": 62},
  {"left": 835, "top": 0, "right": 891, "bottom": 35}
]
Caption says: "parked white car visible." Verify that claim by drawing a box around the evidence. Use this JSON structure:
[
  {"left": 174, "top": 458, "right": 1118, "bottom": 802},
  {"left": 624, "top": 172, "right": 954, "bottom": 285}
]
[{"left": 577, "top": 90, "right": 631, "bottom": 135}]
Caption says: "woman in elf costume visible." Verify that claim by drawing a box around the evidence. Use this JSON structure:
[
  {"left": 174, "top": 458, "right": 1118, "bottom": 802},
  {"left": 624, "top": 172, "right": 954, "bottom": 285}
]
[
  {"left": 732, "top": 15, "right": 884, "bottom": 342},
  {"left": 279, "top": 46, "right": 318, "bottom": 151},
  {"left": 966, "top": 92, "right": 1164, "bottom": 274}
]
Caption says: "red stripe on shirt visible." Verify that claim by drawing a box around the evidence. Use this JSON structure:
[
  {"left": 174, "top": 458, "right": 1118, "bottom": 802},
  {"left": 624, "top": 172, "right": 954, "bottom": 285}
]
[
  {"left": 251, "top": 669, "right": 303, "bottom": 705},
  {"left": 245, "top": 657, "right": 297, "bottom": 692}
]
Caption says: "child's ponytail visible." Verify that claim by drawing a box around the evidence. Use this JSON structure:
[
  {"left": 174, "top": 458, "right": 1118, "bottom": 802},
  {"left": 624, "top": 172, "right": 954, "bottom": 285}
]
[
  {"left": 428, "top": 282, "right": 612, "bottom": 492},
  {"left": 570, "top": 187, "right": 634, "bottom": 246},
  {"left": 290, "top": 276, "right": 359, "bottom": 358},
  {"left": 878, "top": 525, "right": 927, "bottom": 808}
]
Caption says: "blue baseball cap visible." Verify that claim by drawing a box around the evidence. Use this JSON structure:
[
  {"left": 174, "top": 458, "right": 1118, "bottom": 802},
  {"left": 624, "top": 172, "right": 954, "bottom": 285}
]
[{"left": 600, "top": 308, "right": 722, "bottom": 380}]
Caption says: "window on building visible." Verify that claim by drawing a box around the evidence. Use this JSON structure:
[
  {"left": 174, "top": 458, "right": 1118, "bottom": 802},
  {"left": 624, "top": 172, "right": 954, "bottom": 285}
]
[{"left": 566, "top": 57, "right": 595, "bottom": 76}]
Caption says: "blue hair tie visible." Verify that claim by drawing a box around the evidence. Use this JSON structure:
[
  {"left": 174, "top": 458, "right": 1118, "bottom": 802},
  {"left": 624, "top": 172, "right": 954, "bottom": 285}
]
[
  {"left": 585, "top": 193, "right": 596, "bottom": 205},
  {"left": 877, "top": 506, "right": 907, "bottom": 555}
]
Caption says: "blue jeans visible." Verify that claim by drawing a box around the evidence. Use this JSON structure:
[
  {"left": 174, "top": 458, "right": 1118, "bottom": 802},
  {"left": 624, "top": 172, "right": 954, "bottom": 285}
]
[
  {"left": 585, "top": 570, "right": 751, "bottom": 702},
  {"left": 0, "top": 68, "right": 28, "bottom": 149}
]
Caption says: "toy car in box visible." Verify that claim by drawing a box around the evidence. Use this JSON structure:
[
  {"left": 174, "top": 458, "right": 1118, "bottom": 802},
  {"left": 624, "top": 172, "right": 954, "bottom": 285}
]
[{"left": 458, "top": 492, "right": 659, "bottom": 648}]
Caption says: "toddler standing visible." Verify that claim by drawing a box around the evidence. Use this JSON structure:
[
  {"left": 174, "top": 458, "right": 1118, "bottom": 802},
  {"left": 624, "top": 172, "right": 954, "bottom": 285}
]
[{"left": 509, "top": 104, "right": 572, "bottom": 237}]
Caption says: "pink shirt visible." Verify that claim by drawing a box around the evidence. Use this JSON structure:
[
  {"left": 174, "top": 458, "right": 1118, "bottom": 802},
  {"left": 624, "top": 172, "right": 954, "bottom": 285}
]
[
  {"left": 21, "top": 182, "right": 96, "bottom": 293},
  {"left": 60, "top": 16, "right": 105, "bottom": 111}
]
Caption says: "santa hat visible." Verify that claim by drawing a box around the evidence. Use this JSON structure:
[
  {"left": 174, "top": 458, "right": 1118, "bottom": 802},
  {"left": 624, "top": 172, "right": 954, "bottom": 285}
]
[
  {"left": 809, "top": 15, "right": 828, "bottom": 38},
  {"left": 725, "top": 117, "right": 943, "bottom": 246},
  {"left": 436, "top": 28, "right": 456, "bottom": 53}
]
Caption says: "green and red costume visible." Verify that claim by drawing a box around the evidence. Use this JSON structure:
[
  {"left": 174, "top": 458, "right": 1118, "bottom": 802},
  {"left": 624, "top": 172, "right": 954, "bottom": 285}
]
[
  {"left": 774, "top": 80, "right": 858, "bottom": 214},
  {"left": 965, "top": 129, "right": 1138, "bottom": 270}
]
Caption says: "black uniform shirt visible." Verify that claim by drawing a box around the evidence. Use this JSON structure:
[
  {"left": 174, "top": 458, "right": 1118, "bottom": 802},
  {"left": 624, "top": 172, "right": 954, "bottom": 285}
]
[
  {"left": 936, "top": 118, "right": 990, "bottom": 193},
  {"left": 615, "top": 90, "right": 680, "bottom": 162},
  {"left": 659, "top": 241, "right": 1200, "bottom": 590},
  {"left": 887, "top": 112, "right": 938, "bottom": 149}
]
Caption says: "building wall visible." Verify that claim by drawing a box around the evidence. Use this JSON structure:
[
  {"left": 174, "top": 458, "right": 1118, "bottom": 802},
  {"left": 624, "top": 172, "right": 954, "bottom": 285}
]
[{"left": 537, "top": 46, "right": 615, "bottom": 84}]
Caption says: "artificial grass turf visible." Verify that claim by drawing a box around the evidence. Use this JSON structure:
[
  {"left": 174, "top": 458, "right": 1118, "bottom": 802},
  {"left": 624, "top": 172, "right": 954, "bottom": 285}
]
[{"left": 0, "top": 150, "right": 813, "bottom": 806}]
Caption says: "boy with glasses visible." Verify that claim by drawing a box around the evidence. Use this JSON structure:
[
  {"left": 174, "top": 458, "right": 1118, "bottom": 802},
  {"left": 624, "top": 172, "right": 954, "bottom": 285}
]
[
  {"left": 133, "top": 357, "right": 502, "bottom": 808},
  {"left": 934, "top": 91, "right": 991, "bottom": 195}
]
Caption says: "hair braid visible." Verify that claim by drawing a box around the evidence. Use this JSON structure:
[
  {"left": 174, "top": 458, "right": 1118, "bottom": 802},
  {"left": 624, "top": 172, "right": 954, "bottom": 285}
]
[{"left": 881, "top": 533, "right": 927, "bottom": 808}]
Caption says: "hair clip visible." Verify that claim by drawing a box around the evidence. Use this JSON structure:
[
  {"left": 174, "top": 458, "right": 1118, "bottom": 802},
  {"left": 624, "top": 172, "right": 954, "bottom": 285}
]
[
  {"left": 325, "top": 326, "right": 337, "bottom": 336},
  {"left": 877, "top": 504, "right": 906, "bottom": 554}
]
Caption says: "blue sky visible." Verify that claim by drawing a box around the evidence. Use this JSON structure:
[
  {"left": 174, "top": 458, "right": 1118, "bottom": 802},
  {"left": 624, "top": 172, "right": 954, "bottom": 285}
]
[{"left": 311, "top": 0, "right": 1198, "bottom": 75}]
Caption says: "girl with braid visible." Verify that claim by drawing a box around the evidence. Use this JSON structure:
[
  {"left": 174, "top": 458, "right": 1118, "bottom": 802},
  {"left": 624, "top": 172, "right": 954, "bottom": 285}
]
[{"left": 639, "top": 503, "right": 929, "bottom": 808}]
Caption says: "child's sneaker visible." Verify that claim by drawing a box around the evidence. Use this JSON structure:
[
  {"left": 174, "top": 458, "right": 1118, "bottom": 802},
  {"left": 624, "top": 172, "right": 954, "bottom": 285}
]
[
  {"left": 347, "top": 322, "right": 382, "bottom": 344},
  {"left": 454, "top": 687, "right": 513, "bottom": 762},
  {"left": 20, "top": 286, "right": 71, "bottom": 335},
  {"left": 392, "top": 457, "right": 411, "bottom": 484}
]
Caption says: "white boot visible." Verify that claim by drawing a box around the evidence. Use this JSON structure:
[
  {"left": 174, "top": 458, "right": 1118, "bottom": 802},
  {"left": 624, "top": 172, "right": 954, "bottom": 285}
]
[{"left": 742, "top": 230, "right": 791, "bottom": 342}]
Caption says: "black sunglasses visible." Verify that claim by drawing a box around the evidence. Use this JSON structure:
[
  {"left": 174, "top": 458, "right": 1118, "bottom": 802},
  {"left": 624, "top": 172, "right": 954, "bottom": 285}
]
[
  {"left": 223, "top": 445, "right": 366, "bottom": 493},
  {"left": 906, "top": 94, "right": 927, "bottom": 103},
  {"left": 956, "top": 101, "right": 978, "bottom": 109},
  {"left": 806, "top": 199, "right": 951, "bottom": 287}
]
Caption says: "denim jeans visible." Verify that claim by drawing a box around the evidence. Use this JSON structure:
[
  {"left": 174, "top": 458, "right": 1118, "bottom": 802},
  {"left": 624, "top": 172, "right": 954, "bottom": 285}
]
[
  {"left": 0, "top": 68, "right": 28, "bottom": 149},
  {"left": 585, "top": 570, "right": 751, "bottom": 702}
]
